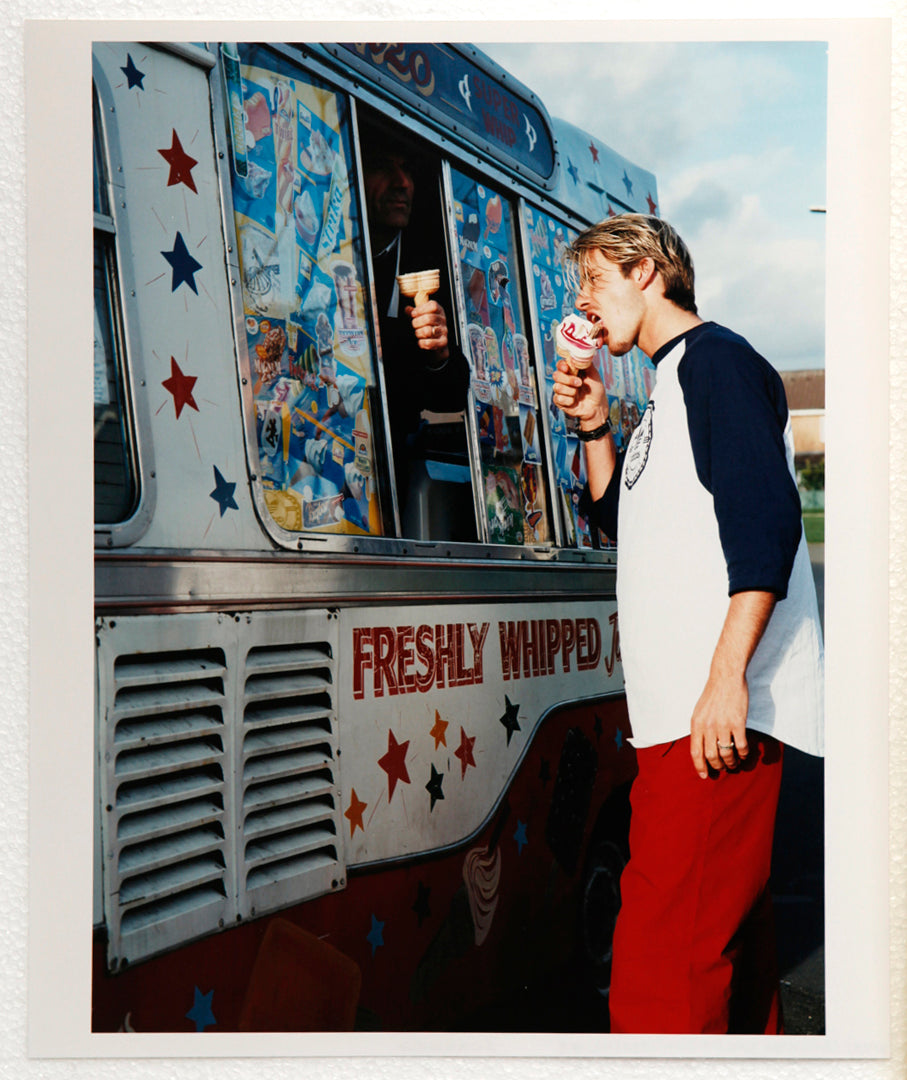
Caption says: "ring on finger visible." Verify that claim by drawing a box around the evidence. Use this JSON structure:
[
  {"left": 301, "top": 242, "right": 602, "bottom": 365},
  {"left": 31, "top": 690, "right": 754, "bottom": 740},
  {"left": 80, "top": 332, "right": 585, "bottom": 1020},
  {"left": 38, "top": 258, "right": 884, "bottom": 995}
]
[{"left": 717, "top": 741, "right": 735, "bottom": 750}]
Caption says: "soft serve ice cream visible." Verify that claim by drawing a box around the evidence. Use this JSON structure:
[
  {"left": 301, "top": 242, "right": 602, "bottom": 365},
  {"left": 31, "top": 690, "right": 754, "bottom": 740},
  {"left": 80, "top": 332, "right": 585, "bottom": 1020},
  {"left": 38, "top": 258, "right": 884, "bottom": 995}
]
[{"left": 555, "top": 314, "right": 599, "bottom": 371}]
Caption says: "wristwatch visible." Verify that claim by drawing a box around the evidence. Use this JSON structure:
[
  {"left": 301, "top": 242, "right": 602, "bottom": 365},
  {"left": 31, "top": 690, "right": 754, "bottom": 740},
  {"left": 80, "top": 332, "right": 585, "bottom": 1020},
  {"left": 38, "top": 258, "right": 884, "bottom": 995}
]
[{"left": 576, "top": 419, "right": 612, "bottom": 442}]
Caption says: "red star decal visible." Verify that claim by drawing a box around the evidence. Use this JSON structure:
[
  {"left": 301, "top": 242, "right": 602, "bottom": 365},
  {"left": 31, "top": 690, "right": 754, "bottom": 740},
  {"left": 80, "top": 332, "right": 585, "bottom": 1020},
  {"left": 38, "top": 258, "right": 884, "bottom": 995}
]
[
  {"left": 162, "top": 357, "right": 199, "bottom": 419},
  {"left": 430, "top": 710, "right": 449, "bottom": 749},
  {"left": 345, "top": 788, "right": 368, "bottom": 837},
  {"left": 589, "top": 142, "right": 600, "bottom": 164},
  {"left": 571, "top": 443, "right": 583, "bottom": 480},
  {"left": 646, "top": 192, "right": 658, "bottom": 214},
  {"left": 378, "top": 729, "right": 411, "bottom": 802},
  {"left": 158, "top": 129, "right": 198, "bottom": 193},
  {"left": 454, "top": 727, "right": 477, "bottom": 779}
]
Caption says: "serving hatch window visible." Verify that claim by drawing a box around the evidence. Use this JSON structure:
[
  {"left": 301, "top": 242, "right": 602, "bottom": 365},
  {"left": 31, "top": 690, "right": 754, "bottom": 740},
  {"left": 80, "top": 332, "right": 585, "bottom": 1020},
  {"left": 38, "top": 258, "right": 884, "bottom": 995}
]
[{"left": 449, "top": 168, "right": 554, "bottom": 546}]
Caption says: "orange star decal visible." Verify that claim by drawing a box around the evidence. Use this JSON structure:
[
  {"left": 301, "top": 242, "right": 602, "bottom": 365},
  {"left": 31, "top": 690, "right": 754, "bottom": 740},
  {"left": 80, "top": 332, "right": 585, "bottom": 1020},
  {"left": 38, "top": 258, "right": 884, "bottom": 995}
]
[
  {"left": 430, "top": 710, "right": 449, "bottom": 749},
  {"left": 345, "top": 788, "right": 368, "bottom": 837}
]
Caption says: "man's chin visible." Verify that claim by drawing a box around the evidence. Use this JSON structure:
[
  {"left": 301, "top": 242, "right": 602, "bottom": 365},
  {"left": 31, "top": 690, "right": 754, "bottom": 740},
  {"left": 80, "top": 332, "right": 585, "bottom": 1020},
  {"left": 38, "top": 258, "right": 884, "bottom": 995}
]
[{"left": 385, "top": 208, "right": 412, "bottom": 230}]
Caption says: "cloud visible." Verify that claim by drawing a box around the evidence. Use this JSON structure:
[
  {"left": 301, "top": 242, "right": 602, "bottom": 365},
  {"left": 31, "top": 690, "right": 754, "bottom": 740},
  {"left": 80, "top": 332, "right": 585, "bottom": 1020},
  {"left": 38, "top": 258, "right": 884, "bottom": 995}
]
[{"left": 483, "top": 41, "right": 802, "bottom": 171}]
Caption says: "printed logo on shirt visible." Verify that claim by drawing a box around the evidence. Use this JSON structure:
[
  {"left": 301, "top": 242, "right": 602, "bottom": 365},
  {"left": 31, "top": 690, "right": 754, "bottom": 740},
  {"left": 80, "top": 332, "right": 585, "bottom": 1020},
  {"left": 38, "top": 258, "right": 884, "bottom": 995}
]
[{"left": 624, "top": 400, "right": 654, "bottom": 489}]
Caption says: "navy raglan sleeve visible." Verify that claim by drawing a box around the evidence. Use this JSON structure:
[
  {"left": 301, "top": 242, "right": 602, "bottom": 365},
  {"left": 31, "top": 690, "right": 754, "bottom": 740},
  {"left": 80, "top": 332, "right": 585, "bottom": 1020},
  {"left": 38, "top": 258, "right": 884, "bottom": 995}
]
[
  {"left": 578, "top": 451, "right": 622, "bottom": 540},
  {"left": 677, "top": 336, "right": 803, "bottom": 599}
]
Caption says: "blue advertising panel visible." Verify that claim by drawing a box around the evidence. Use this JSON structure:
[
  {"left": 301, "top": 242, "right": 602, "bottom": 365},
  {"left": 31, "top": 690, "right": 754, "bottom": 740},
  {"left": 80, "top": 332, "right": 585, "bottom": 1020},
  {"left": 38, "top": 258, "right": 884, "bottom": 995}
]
[{"left": 225, "top": 43, "right": 386, "bottom": 537}]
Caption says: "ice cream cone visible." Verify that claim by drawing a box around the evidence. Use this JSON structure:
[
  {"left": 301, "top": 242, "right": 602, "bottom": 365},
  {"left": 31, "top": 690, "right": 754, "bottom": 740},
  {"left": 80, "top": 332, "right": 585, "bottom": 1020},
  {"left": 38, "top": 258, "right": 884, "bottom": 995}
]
[
  {"left": 555, "top": 314, "right": 598, "bottom": 374},
  {"left": 396, "top": 269, "right": 441, "bottom": 307}
]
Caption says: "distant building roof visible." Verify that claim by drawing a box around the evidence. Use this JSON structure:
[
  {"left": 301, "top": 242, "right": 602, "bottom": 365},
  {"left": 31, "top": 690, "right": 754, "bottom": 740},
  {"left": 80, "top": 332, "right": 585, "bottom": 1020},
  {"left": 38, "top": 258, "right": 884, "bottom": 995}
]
[{"left": 781, "top": 369, "right": 825, "bottom": 411}]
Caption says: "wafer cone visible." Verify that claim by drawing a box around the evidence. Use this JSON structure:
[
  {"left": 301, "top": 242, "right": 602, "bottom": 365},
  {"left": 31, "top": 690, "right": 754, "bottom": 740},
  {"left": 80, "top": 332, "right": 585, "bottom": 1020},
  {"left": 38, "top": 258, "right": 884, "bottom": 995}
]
[{"left": 396, "top": 269, "right": 441, "bottom": 306}]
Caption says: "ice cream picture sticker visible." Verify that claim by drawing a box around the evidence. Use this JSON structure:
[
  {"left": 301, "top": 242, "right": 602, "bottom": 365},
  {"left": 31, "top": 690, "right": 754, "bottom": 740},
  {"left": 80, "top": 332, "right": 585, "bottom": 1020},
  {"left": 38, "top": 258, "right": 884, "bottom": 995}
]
[{"left": 555, "top": 314, "right": 598, "bottom": 372}]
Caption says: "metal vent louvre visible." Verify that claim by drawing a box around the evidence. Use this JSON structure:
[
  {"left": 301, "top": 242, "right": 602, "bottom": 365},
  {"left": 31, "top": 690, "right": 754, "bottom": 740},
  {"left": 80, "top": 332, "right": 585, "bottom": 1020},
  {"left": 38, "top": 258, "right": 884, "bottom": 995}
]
[
  {"left": 238, "top": 628, "right": 345, "bottom": 918},
  {"left": 96, "top": 611, "right": 343, "bottom": 970},
  {"left": 98, "top": 631, "right": 235, "bottom": 971}
]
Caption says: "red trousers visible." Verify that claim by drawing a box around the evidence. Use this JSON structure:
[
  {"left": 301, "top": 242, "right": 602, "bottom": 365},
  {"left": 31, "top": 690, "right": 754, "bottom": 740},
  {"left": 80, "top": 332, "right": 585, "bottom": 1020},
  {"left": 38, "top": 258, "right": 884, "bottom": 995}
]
[{"left": 609, "top": 733, "right": 784, "bottom": 1034}]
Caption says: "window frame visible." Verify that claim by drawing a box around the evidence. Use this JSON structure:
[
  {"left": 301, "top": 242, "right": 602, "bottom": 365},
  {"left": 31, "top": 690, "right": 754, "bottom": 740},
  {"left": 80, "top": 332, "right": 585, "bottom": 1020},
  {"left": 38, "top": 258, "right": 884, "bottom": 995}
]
[{"left": 92, "top": 59, "right": 157, "bottom": 549}]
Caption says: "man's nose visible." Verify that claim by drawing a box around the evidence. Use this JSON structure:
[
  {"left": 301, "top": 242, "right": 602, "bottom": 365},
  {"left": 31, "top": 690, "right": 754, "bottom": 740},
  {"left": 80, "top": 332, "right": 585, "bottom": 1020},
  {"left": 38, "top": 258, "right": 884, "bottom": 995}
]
[{"left": 389, "top": 163, "right": 412, "bottom": 187}]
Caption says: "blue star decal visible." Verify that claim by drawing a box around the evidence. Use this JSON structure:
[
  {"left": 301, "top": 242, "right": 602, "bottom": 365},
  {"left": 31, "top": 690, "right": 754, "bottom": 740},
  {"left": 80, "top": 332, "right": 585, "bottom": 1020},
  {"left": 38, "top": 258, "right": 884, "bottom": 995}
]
[
  {"left": 121, "top": 54, "right": 146, "bottom": 90},
  {"left": 185, "top": 986, "right": 216, "bottom": 1031},
  {"left": 514, "top": 820, "right": 528, "bottom": 854},
  {"left": 622, "top": 169, "right": 634, "bottom": 197},
  {"left": 367, "top": 914, "right": 385, "bottom": 956},
  {"left": 210, "top": 466, "right": 238, "bottom": 516},
  {"left": 567, "top": 159, "right": 580, "bottom": 185},
  {"left": 162, "top": 231, "right": 203, "bottom": 294},
  {"left": 615, "top": 727, "right": 624, "bottom": 750}
]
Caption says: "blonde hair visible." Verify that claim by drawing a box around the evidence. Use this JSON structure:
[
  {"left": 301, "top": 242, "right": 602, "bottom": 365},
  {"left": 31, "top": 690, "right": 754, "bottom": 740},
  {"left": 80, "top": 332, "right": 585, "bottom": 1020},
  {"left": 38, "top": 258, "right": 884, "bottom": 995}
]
[{"left": 563, "top": 214, "right": 698, "bottom": 314}]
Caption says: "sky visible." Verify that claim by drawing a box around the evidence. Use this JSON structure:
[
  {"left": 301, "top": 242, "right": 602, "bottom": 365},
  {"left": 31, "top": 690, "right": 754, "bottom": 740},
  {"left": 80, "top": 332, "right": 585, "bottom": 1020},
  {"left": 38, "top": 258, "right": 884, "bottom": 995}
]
[{"left": 481, "top": 41, "right": 828, "bottom": 372}]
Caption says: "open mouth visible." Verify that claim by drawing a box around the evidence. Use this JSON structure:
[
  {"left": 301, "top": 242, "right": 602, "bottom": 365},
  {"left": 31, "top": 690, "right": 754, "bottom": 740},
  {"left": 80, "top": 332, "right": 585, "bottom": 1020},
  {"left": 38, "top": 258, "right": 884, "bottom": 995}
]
[{"left": 587, "top": 313, "right": 606, "bottom": 346}]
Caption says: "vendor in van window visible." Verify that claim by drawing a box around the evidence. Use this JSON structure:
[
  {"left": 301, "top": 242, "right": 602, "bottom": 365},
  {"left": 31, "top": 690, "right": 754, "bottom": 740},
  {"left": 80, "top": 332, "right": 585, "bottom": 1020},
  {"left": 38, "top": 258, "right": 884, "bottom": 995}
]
[{"left": 360, "top": 125, "right": 471, "bottom": 506}]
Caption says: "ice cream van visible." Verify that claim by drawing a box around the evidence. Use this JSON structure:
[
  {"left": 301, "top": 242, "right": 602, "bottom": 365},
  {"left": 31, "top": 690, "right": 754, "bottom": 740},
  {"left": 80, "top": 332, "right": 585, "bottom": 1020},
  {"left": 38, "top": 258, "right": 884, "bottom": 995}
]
[{"left": 92, "top": 40, "right": 660, "bottom": 1032}]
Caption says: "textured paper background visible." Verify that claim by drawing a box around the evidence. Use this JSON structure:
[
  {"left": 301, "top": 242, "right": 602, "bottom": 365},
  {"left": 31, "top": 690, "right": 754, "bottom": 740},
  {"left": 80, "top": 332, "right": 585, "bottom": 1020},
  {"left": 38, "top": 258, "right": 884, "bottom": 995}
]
[{"left": 13, "top": 3, "right": 905, "bottom": 1077}]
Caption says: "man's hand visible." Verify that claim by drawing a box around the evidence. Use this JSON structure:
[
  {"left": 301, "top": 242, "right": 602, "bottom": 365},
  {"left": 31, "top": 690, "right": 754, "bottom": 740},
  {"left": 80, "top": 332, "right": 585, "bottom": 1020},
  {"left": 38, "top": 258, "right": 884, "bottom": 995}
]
[
  {"left": 552, "top": 358, "right": 607, "bottom": 425},
  {"left": 690, "top": 670, "right": 750, "bottom": 778},
  {"left": 406, "top": 300, "right": 449, "bottom": 362},
  {"left": 690, "top": 591, "right": 777, "bottom": 779},
  {"left": 552, "top": 358, "right": 616, "bottom": 501}
]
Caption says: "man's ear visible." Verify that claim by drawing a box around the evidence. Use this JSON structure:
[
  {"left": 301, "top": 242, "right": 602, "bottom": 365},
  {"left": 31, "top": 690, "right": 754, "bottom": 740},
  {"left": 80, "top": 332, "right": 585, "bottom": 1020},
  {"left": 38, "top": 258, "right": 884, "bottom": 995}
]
[{"left": 634, "top": 257, "right": 657, "bottom": 290}]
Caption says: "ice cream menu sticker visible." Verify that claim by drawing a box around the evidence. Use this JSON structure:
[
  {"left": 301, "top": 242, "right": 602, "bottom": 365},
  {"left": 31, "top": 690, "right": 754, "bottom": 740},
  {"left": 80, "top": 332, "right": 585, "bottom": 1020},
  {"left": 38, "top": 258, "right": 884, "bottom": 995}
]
[
  {"left": 451, "top": 168, "right": 553, "bottom": 546},
  {"left": 225, "top": 44, "right": 383, "bottom": 536},
  {"left": 524, "top": 204, "right": 655, "bottom": 548}
]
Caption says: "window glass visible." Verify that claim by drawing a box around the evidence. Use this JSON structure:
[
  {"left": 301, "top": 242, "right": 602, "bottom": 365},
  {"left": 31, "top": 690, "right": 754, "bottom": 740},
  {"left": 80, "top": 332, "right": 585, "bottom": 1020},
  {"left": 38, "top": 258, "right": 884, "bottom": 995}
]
[
  {"left": 225, "top": 44, "right": 385, "bottom": 537},
  {"left": 524, "top": 204, "right": 656, "bottom": 548},
  {"left": 93, "top": 89, "right": 137, "bottom": 525},
  {"left": 449, "top": 168, "right": 553, "bottom": 546}
]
